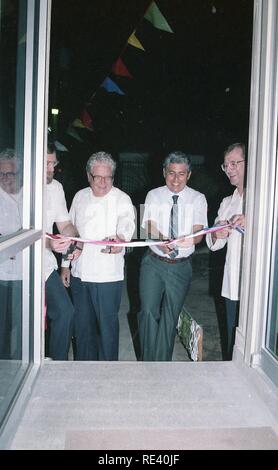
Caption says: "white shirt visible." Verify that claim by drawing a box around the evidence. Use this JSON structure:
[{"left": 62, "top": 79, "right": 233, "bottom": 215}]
[
  {"left": 45, "top": 179, "right": 70, "bottom": 280},
  {"left": 64, "top": 186, "right": 135, "bottom": 283},
  {"left": 0, "top": 186, "right": 23, "bottom": 280},
  {"left": 206, "top": 188, "right": 243, "bottom": 301},
  {"left": 142, "top": 185, "right": 208, "bottom": 258}
]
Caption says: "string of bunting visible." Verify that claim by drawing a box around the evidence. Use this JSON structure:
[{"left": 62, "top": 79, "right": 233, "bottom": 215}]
[{"left": 67, "top": 2, "right": 173, "bottom": 143}]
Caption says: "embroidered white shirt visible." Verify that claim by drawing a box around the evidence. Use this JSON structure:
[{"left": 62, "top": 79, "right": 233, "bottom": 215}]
[
  {"left": 64, "top": 186, "right": 135, "bottom": 283},
  {"left": 0, "top": 186, "right": 23, "bottom": 280},
  {"left": 45, "top": 179, "right": 70, "bottom": 280},
  {"left": 206, "top": 188, "right": 243, "bottom": 301}
]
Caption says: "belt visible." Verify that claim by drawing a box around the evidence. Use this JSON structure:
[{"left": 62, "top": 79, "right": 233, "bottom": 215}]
[{"left": 148, "top": 250, "right": 191, "bottom": 264}]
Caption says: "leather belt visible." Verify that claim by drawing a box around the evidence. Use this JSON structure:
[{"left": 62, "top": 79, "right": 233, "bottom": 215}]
[{"left": 148, "top": 250, "right": 191, "bottom": 264}]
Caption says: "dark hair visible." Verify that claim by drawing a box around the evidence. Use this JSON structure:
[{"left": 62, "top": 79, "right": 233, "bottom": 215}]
[
  {"left": 224, "top": 142, "right": 246, "bottom": 160},
  {"left": 47, "top": 141, "right": 56, "bottom": 154}
]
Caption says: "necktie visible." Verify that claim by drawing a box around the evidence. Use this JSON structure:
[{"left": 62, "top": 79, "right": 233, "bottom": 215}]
[{"left": 169, "top": 195, "right": 179, "bottom": 258}]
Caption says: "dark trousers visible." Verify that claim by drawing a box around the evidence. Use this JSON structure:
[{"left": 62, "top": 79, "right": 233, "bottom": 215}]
[
  {"left": 0, "top": 280, "right": 22, "bottom": 360},
  {"left": 224, "top": 297, "right": 239, "bottom": 360},
  {"left": 138, "top": 253, "right": 192, "bottom": 361},
  {"left": 45, "top": 270, "right": 74, "bottom": 360},
  {"left": 70, "top": 276, "right": 123, "bottom": 361}
]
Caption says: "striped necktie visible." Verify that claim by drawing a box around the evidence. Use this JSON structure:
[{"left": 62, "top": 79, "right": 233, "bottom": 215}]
[{"left": 169, "top": 195, "right": 179, "bottom": 258}]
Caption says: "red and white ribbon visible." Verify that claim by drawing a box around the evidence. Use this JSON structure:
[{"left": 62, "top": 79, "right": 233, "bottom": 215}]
[{"left": 46, "top": 223, "right": 234, "bottom": 247}]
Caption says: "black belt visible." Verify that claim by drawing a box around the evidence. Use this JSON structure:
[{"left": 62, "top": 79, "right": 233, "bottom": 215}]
[{"left": 148, "top": 250, "right": 191, "bottom": 264}]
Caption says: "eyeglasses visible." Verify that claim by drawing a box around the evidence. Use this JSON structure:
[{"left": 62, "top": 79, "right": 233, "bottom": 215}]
[
  {"left": 89, "top": 174, "right": 113, "bottom": 183},
  {"left": 221, "top": 160, "right": 245, "bottom": 172},
  {"left": 47, "top": 160, "right": 59, "bottom": 168},
  {"left": 0, "top": 172, "right": 17, "bottom": 178}
]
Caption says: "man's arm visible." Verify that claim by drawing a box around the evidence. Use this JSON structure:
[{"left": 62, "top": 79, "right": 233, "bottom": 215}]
[
  {"left": 206, "top": 198, "right": 230, "bottom": 251},
  {"left": 144, "top": 220, "right": 174, "bottom": 255},
  {"left": 48, "top": 220, "right": 79, "bottom": 254},
  {"left": 102, "top": 195, "right": 135, "bottom": 255},
  {"left": 56, "top": 220, "right": 78, "bottom": 237},
  {"left": 175, "top": 224, "right": 205, "bottom": 248},
  {"left": 145, "top": 219, "right": 168, "bottom": 240}
]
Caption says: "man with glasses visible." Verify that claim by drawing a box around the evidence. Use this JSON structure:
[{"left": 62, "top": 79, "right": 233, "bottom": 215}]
[
  {"left": 61, "top": 151, "right": 135, "bottom": 360},
  {"left": 0, "top": 149, "right": 23, "bottom": 359},
  {"left": 45, "top": 142, "right": 80, "bottom": 360},
  {"left": 206, "top": 142, "right": 246, "bottom": 360},
  {"left": 138, "top": 151, "right": 208, "bottom": 361}
]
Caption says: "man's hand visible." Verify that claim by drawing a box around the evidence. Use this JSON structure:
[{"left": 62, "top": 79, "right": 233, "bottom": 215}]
[
  {"left": 213, "top": 221, "right": 232, "bottom": 240},
  {"left": 101, "top": 235, "right": 124, "bottom": 254},
  {"left": 49, "top": 235, "right": 72, "bottom": 253},
  {"left": 229, "top": 214, "right": 245, "bottom": 229},
  {"left": 174, "top": 237, "right": 194, "bottom": 248},
  {"left": 60, "top": 267, "right": 71, "bottom": 288},
  {"left": 156, "top": 243, "right": 173, "bottom": 255},
  {"left": 65, "top": 243, "right": 84, "bottom": 261}
]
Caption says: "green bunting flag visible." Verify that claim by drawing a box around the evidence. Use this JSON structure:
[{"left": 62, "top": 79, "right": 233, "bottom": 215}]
[
  {"left": 66, "top": 126, "right": 84, "bottom": 142},
  {"left": 144, "top": 2, "right": 173, "bottom": 33}
]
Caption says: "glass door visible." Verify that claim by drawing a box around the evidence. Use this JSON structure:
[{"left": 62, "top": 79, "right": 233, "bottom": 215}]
[
  {"left": 265, "top": 147, "right": 278, "bottom": 362},
  {"left": 0, "top": 0, "right": 50, "bottom": 438}
]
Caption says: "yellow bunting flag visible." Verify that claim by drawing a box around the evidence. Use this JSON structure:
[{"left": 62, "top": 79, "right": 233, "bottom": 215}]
[
  {"left": 128, "top": 31, "right": 145, "bottom": 51},
  {"left": 72, "top": 118, "right": 86, "bottom": 129}
]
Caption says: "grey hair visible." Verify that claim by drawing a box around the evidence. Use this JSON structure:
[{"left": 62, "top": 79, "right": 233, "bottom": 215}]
[
  {"left": 86, "top": 151, "right": 116, "bottom": 176},
  {"left": 0, "top": 148, "right": 22, "bottom": 171},
  {"left": 163, "top": 151, "right": 192, "bottom": 172},
  {"left": 224, "top": 142, "right": 246, "bottom": 160}
]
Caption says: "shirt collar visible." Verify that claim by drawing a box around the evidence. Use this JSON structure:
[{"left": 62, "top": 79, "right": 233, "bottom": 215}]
[{"left": 166, "top": 185, "right": 188, "bottom": 199}]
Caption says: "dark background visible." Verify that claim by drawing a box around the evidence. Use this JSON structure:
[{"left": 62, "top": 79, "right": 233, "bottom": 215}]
[
  {"left": 0, "top": 0, "right": 254, "bottom": 214},
  {"left": 48, "top": 0, "right": 253, "bottom": 215},
  {"left": 0, "top": 0, "right": 253, "bottom": 359}
]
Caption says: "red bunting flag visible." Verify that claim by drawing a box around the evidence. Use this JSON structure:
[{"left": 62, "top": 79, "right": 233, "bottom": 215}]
[
  {"left": 80, "top": 108, "right": 94, "bottom": 130},
  {"left": 112, "top": 57, "right": 133, "bottom": 78}
]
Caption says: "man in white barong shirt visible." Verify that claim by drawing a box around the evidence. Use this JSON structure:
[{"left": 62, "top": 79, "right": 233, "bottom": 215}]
[
  {"left": 0, "top": 149, "right": 23, "bottom": 359},
  {"left": 61, "top": 151, "right": 135, "bottom": 361},
  {"left": 45, "top": 143, "right": 80, "bottom": 360},
  {"left": 206, "top": 143, "right": 245, "bottom": 359}
]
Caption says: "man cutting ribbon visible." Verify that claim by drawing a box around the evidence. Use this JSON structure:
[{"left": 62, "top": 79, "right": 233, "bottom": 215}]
[
  {"left": 60, "top": 151, "right": 135, "bottom": 361},
  {"left": 137, "top": 151, "right": 208, "bottom": 361}
]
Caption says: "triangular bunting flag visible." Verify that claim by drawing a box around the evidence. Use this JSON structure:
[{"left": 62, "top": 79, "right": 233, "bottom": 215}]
[
  {"left": 66, "top": 126, "right": 84, "bottom": 142},
  {"left": 144, "top": 2, "right": 173, "bottom": 33},
  {"left": 72, "top": 118, "right": 86, "bottom": 129},
  {"left": 101, "top": 77, "right": 125, "bottom": 95},
  {"left": 112, "top": 57, "right": 133, "bottom": 78},
  {"left": 128, "top": 32, "right": 145, "bottom": 51},
  {"left": 80, "top": 108, "right": 94, "bottom": 130},
  {"left": 54, "top": 140, "right": 69, "bottom": 152},
  {"left": 18, "top": 33, "right": 26, "bottom": 45}
]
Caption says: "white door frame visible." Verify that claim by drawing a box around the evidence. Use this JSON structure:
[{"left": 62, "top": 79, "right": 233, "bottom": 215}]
[{"left": 235, "top": 0, "right": 278, "bottom": 387}]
